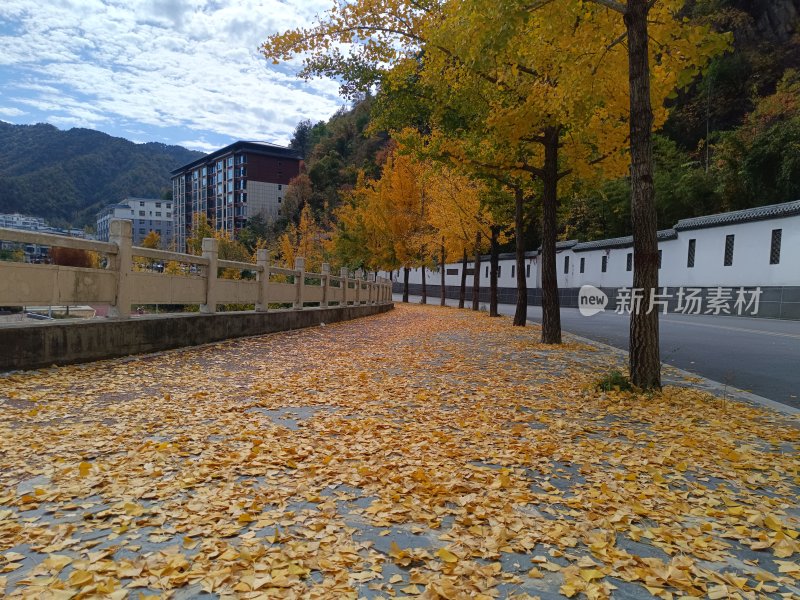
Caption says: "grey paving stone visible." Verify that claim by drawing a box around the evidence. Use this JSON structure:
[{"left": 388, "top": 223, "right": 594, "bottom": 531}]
[{"left": 616, "top": 536, "right": 670, "bottom": 560}]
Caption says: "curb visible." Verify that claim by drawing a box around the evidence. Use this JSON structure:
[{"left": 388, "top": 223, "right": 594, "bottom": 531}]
[{"left": 542, "top": 322, "right": 799, "bottom": 416}]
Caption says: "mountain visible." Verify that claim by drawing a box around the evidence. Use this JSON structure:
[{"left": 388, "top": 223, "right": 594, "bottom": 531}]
[{"left": 0, "top": 122, "right": 204, "bottom": 228}]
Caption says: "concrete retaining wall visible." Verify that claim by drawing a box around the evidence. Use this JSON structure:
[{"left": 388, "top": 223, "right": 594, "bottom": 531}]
[{"left": 0, "top": 304, "right": 393, "bottom": 372}]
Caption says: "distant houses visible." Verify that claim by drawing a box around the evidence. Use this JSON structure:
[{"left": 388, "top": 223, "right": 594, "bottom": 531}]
[
  {"left": 0, "top": 212, "right": 90, "bottom": 262},
  {"left": 96, "top": 197, "right": 175, "bottom": 248}
]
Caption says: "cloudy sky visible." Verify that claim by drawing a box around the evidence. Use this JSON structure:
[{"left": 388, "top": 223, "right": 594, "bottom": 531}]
[{"left": 0, "top": 0, "right": 344, "bottom": 151}]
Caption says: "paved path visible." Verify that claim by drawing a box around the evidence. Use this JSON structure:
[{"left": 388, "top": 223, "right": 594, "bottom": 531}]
[
  {"left": 398, "top": 295, "right": 800, "bottom": 409},
  {"left": 1, "top": 304, "right": 798, "bottom": 599}
]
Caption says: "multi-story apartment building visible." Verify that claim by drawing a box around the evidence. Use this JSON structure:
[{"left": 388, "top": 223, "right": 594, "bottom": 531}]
[
  {"left": 170, "top": 141, "right": 302, "bottom": 251},
  {"left": 96, "top": 197, "right": 175, "bottom": 248}
]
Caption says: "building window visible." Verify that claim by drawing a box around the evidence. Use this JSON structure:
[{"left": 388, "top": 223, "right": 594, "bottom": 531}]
[
  {"left": 580, "top": 257, "right": 585, "bottom": 273},
  {"left": 446, "top": 268, "right": 458, "bottom": 276},
  {"left": 156, "top": 202, "right": 161, "bottom": 208},
  {"left": 564, "top": 255, "right": 569, "bottom": 274},
  {"left": 497, "top": 265, "right": 501, "bottom": 277},
  {"left": 155, "top": 212, "right": 161, "bottom": 217},
  {"left": 167, "top": 203, "right": 171, "bottom": 209},
  {"left": 485, "top": 266, "right": 488, "bottom": 278},
  {"left": 278, "top": 184, "right": 282, "bottom": 190},
  {"left": 167, "top": 213, "right": 171, "bottom": 218},
  {"left": 140, "top": 201, "right": 145, "bottom": 207},
  {"left": 687, "top": 239, "right": 696, "bottom": 268},
  {"left": 770, "top": 229, "right": 782, "bottom": 264},
  {"left": 526, "top": 264, "right": 530, "bottom": 278},
  {"left": 724, "top": 234, "right": 734, "bottom": 266},
  {"left": 511, "top": 265, "right": 515, "bottom": 278},
  {"left": 139, "top": 228, "right": 145, "bottom": 234},
  {"left": 658, "top": 249, "right": 662, "bottom": 269},
  {"left": 139, "top": 211, "right": 145, "bottom": 216},
  {"left": 626, "top": 253, "right": 632, "bottom": 272},
  {"left": 601, "top": 255, "right": 608, "bottom": 273}
]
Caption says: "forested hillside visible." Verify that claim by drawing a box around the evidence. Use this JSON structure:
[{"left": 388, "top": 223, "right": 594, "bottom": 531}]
[{"left": 0, "top": 122, "right": 203, "bottom": 228}]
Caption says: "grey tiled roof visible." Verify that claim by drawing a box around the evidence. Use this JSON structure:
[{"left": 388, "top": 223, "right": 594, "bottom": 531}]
[
  {"left": 674, "top": 200, "right": 800, "bottom": 230},
  {"left": 475, "top": 251, "right": 538, "bottom": 261},
  {"left": 573, "top": 229, "right": 677, "bottom": 252}
]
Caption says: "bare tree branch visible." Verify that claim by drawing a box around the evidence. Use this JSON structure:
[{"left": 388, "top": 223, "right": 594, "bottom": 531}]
[{"left": 591, "top": 31, "right": 628, "bottom": 75}]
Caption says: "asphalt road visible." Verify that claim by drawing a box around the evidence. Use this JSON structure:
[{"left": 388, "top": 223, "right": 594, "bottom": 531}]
[{"left": 396, "top": 294, "right": 800, "bottom": 409}]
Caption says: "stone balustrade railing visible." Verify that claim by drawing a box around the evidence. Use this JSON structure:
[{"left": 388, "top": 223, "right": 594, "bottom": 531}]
[{"left": 0, "top": 219, "right": 392, "bottom": 317}]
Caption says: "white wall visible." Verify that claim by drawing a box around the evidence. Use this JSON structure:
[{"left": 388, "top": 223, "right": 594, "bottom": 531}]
[
  {"left": 663, "top": 217, "right": 800, "bottom": 287},
  {"left": 385, "top": 212, "right": 800, "bottom": 289}
]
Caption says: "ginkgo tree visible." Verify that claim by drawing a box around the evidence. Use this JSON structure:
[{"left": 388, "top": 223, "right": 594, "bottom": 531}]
[
  {"left": 452, "top": 0, "right": 730, "bottom": 386},
  {"left": 276, "top": 204, "right": 328, "bottom": 273},
  {"left": 331, "top": 148, "right": 429, "bottom": 302},
  {"left": 263, "top": 0, "right": 728, "bottom": 387},
  {"left": 418, "top": 158, "right": 502, "bottom": 311}
]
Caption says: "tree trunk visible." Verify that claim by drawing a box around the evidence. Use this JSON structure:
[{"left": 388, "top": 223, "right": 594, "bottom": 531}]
[
  {"left": 440, "top": 241, "right": 446, "bottom": 307},
  {"left": 625, "top": 0, "right": 661, "bottom": 389},
  {"left": 489, "top": 225, "right": 500, "bottom": 317},
  {"left": 458, "top": 250, "right": 467, "bottom": 309},
  {"left": 421, "top": 265, "right": 427, "bottom": 304},
  {"left": 513, "top": 188, "right": 528, "bottom": 326},
  {"left": 471, "top": 230, "right": 482, "bottom": 311},
  {"left": 539, "top": 127, "right": 562, "bottom": 342},
  {"left": 403, "top": 267, "right": 410, "bottom": 303}
]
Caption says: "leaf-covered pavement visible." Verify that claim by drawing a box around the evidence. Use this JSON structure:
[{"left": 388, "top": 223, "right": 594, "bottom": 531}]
[{"left": 0, "top": 304, "right": 798, "bottom": 599}]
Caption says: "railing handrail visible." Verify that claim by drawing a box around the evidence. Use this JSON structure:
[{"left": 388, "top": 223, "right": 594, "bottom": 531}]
[
  {"left": 269, "top": 266, "right": 296, "bottom": 277},
  {"left": 0, "top": 219, "right": 393, "bottom": 317},
  {"left": 0, "top": 227, "right": 117, "bottom": 254},
  {"left": 218, "top": 258, "right": 260, "bottom": 272},
  {"left": 132, "top": 246, "right": 211, "bottom": 266}
]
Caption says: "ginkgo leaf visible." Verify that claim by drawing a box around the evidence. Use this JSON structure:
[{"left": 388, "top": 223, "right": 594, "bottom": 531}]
[{"left": 435, "top": 547, "right": 459, "bottom": 563}]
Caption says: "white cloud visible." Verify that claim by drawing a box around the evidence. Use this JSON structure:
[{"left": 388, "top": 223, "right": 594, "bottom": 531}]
[
  {"left": 176, "top": 139, "right": 223, "bottom": 152},
  {"left": 0, "top": 107, "right": 26, "bottom": 117},
  {"left": 0, "top": 0, "right": 344, "bottom": 146}
]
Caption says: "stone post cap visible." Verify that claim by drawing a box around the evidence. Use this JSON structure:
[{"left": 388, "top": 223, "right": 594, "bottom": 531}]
[
  {"left": 294, "top": 257, "right": 305, "bottom": 270},
  {"left": 256, "top": 248, "right": 270, "bottom": 263},
  {"left": 321, "top": 262, "right": 330, "bottom": 274},
  {"left": 202, "top": 237, "right": 219, "bottom": 253},
  {"left": 340, "top": 267, "right": 349, "bottom": 278},
  {"left": 109, "top": 219, "right": 132, "bottom": 237}
]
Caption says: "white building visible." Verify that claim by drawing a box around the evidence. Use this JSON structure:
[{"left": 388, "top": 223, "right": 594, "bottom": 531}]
[
  {"left": 0, "top": 213, "right": 48, "bottom": 231},
  {"left": 96, "top": 197, "right": 175, "bottom": 248},
  {"left": 390, "top": 200, "right": 800, "bottom": 320}
]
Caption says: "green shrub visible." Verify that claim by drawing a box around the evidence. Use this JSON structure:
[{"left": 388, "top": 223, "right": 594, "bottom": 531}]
[{"left": 595, "top": 370, "right": 633, "bottom": 392}]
